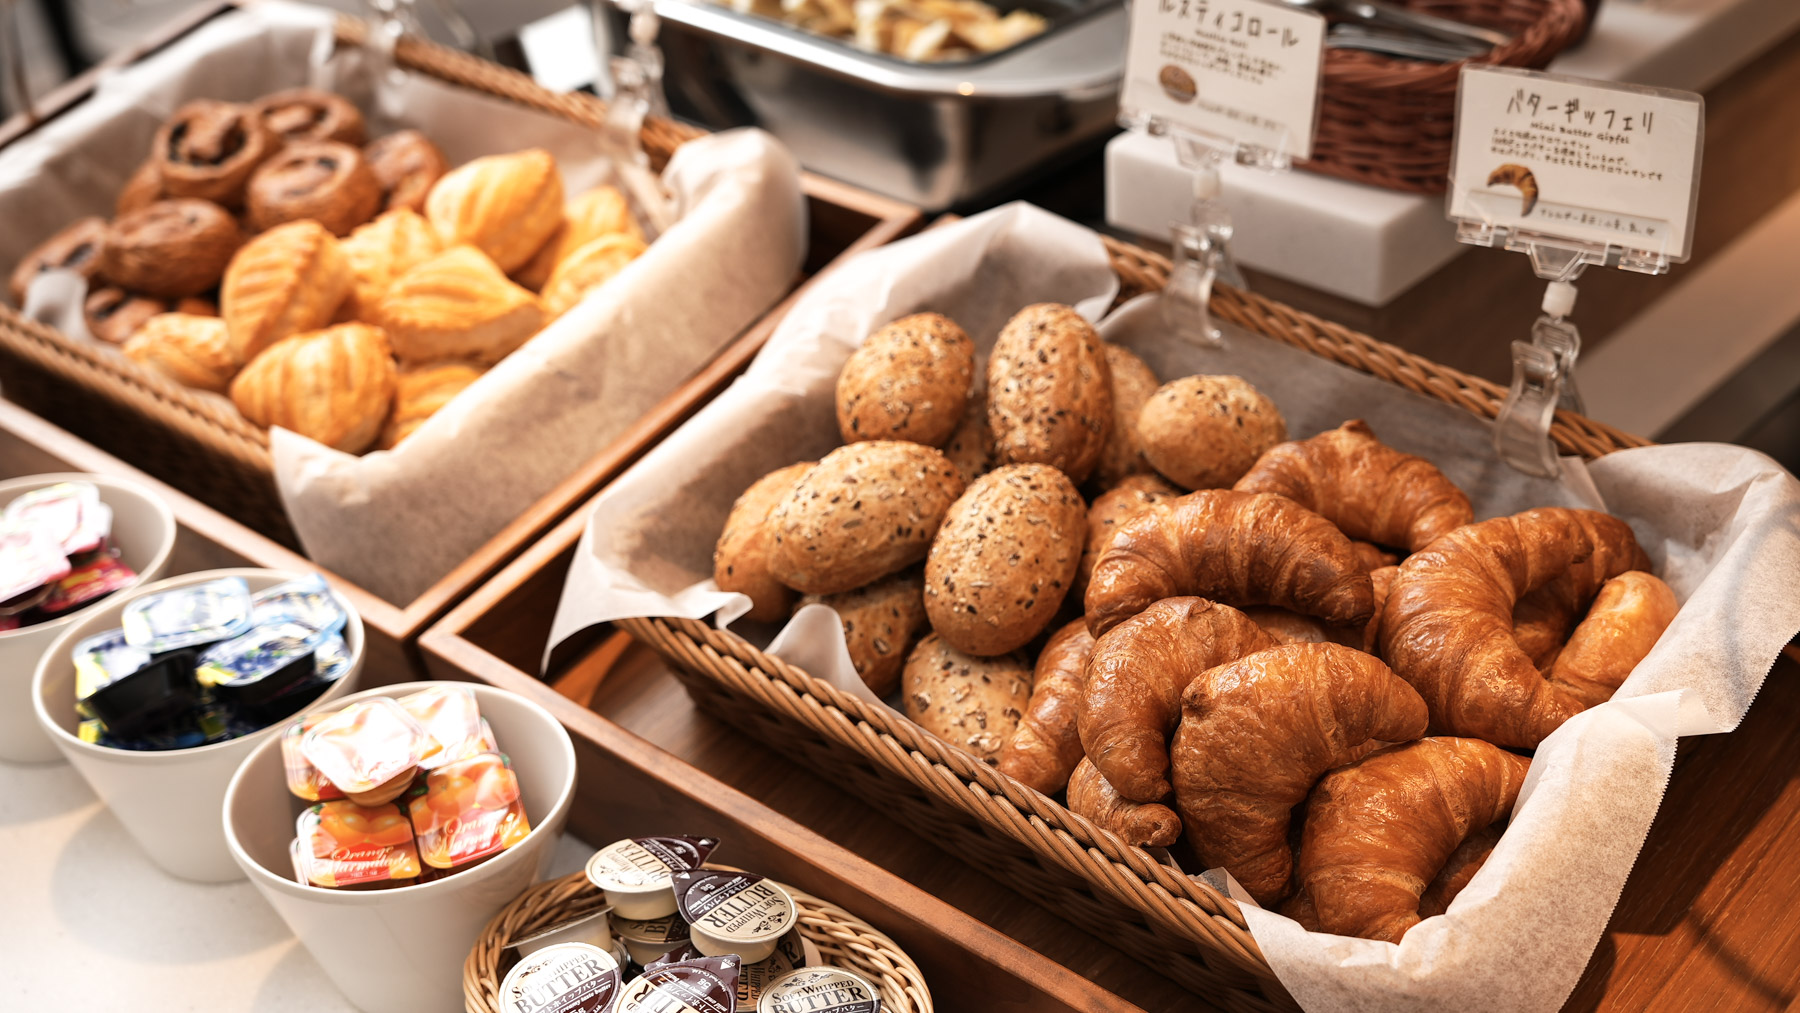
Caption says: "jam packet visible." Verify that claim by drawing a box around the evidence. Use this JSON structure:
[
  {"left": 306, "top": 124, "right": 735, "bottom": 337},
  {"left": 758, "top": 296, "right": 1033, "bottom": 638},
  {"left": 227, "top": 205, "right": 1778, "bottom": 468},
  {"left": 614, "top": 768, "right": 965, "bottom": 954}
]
[
  {"left": 314, "top": 633, "right": 352, "bottom": 683},
  {"left": 407, "top": 751, "right": 531, "bottom": 869},
  {"left": 121, "top": 577, "right": 253, "bottom": 653},
  {"left": 251, "top": 574, "right": 345, "bottom": 635},
  {"left": 399, "top": 685, "right": 488, "bottom": 770},
  {"left": 283, "top": 712, "right": 345, "bottom": 801},
  {"left": 38, "top": 554, "right": 138, "bottom": 616},
  {"left": 72, "top": 628, "right": 152, "bottom": 716},
  {"left": 0, "top": 523, "right": 70, "bottom": 604},
  {"left": 81, "top": 648, "right": 203, "bottom": 738},
  {"left": 296, "top": 799, "right": 421, "bottom": 888},
  {"left": 197, "top": 620, "right": 326, "bottom": 697},
  {"left": 5, "top": 482, "right": 107, "bottom": 556},
  {"left": 301, "top": 697, "right": 436, "bottom": 805}
]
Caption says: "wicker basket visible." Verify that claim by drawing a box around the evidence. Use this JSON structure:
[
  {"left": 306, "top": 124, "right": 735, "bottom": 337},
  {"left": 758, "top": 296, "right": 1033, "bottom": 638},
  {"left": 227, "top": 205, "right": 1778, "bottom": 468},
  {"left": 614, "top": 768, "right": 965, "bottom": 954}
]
[
  {"left": 464, "top": 869, "right": 932, "bottom": 1013},
  {"left": 613, "top": 236, "right": 1650, "bottom": 1012},
  {"left": 0, "top": 12, "right": 705, "bottom": 546},
  {"left": 1302, "top": 0, "right": 1589, "bottom": 193}
]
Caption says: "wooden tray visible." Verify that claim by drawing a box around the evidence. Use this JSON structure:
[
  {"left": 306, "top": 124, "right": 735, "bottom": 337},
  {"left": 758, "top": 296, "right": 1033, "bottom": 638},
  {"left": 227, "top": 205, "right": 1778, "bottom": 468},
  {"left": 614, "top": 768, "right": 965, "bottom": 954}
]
[{"left": 0, "top": 2, "right": 920, "bottom": 684}]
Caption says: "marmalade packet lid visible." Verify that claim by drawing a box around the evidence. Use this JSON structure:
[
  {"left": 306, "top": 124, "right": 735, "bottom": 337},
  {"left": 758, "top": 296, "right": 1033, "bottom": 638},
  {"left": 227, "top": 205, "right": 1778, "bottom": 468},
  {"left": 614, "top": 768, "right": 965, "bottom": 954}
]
[
  {"left": 300, "top": 697, "right": 435, "bottom": 797},
  {"left": 398, "top": 684, "right": 489, "bottom": 770},
  {"left": 5, "top": 481, "right": 106, "bottom": 556},
  {"left": 0, "top": 523, "right": 70, "bottom": 603},
  {"left": 406, "top": 751, "right": 531, "bottom": 869},
  {"left": 296, "top": 799, "right": 421, "bottom": 888},
  {"left": 283, "top": 712, "right": 345, "bottom": 801}
]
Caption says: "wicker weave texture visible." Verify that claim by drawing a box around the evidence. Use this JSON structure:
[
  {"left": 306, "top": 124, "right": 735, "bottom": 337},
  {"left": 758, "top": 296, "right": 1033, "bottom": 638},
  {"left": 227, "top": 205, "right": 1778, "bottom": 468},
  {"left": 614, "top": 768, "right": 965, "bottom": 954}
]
[{"left": 463, "top": 869, "right": 932, "bottom": 1013}]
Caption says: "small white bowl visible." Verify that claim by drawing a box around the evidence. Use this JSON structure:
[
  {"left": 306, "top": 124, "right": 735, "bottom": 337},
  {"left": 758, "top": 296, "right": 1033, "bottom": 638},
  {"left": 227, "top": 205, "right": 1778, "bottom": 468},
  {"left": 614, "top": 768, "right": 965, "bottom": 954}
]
[
  {"left": 223, "top": 681, "right": 577, "bottom": 1013},
  {"left": 32, "top": 568, "right": 363, "bottom": 880},
  {"left": 0, "top": 473, "right": 176, "bottom": 763}
]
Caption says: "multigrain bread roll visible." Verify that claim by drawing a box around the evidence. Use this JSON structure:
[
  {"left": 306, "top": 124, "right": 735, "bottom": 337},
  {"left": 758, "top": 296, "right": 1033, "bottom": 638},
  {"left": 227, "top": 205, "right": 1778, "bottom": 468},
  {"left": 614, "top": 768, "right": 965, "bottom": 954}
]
[
  {"left": 1093, "top": 344, "right": 1160, "bottom": 488},
  {"left": 902, "top": 633, "right": 1032, "bottom": 764},
  {"left": 715, "top": 462, "right": 818, "bottom": 622},
  {"left": 1137, "top": 375, "right": 1286, "bottom": 489},
  {"left": 799, "top": 568, "right": 930, "bottom": 696},
  {"left": 836, "top": 313, "right": 976, "bottom": 447},
  {"left": 987, "top": 304, "right": 1111, "bottom": 483}
]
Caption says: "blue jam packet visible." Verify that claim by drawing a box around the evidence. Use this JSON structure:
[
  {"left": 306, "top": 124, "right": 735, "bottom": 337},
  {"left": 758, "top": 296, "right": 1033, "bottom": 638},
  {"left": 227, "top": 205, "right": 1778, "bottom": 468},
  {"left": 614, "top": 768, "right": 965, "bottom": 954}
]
[
  {"left": 121, "top": 577, "right": 253, "bottom": 653},
  {"left": 251, "top": 574, "right": 345, "bottom": 637},
  {"left": 73, "top": 627, "right": 152, "bottom": 709},
  {"left": 314, "top": 633, "right": 352, "bottom": 683},
  {"left": 197, "top": 621, "right": 328, "bottom": 689}
]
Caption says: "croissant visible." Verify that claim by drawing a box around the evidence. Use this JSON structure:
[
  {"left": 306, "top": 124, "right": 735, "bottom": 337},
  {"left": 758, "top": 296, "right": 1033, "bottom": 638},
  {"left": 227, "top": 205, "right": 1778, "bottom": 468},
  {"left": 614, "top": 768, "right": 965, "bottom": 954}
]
[
  {"left": 1085, "top": 490, "right": 1375, "bottom": 638},
  {"left": 1511, "top": 510, "right": 1655, "bottom": 668},
  {"left": 1075, "top": 473, "right": 1179, "bottom": 601},
  {"left": 1233, "top": 420, "right": 1473, "bottom": 552},
  {"left": 1379, "top": 508, "right": 1656, "bottom": 748},
  {"left": 1170, "top": 643, "right": 1428, "bottom": 904},
  {"left": 996, "top": 618, "right": 1094, "bottom": 794},
  {"left": 1067, "top": 758, "right": 1181, "bottom": 848},
  {"left": 1417, "top": 823, "right": 1502, "bottom": 919},
  {"left": 1080, "top": 597, "right": 1277, "bottom": 802},
  {"left": 1287, "top": 737, "right": 1529, "bottom": 942},
  {"left": 1549, "top": 571, "right": 1677, "bottom": 708}
]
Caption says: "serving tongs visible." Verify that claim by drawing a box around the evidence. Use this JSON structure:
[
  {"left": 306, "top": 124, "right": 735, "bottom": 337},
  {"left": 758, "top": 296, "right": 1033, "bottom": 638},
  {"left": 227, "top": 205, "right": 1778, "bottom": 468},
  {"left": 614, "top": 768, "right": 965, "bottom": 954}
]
[
  {"left": 1327, "top": 24, "right": 1490, "bottom": 62},
  {"left": 1285, "top": 0, "right": 1511, "bottom": 61}
]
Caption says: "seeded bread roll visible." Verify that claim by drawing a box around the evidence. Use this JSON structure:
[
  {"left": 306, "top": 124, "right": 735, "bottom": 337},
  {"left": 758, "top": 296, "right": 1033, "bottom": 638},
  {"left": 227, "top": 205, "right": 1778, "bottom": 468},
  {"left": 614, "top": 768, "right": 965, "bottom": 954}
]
[
  {"left": 799, "top": 568, "right": 929, "bottom": 696},
  {"left": 1093, "top": 344, "right": 1160, "bottom": 489},
  {"left": 715, "top": 461, "right": 817, "bottom": 622},
  {"left": 1138, "top": 375, "right": 1286, "bottom": 489},
  {"left": 902, "top": 633, "right": 1033, "bottom": 764},
  {"left": 836, "top": 312, "right": 975, "bottom": 447},
  {"left": 987, "top": 303, "right": 1111, "bottom": 483},
  {"left": 941, "top": 365, "right": 995, "bottom": 484}
]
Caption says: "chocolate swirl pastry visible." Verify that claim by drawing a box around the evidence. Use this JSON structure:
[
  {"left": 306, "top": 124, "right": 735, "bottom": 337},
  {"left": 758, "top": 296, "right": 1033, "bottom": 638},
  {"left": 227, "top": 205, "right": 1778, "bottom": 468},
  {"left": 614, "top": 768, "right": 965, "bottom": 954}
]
[
  {"left": 246, "top": 141, "right": 382, "bottom": 236},
  {"left": 364, "top": 130, "right": 449, "bottom": 214},
  {"left": 9, "top": 217, "right": 108, "bottom": 306},
  {"left": 116, "top": 161, "right": 166, "bottom": 217},
  {"left": 252, "top": 88, "right": 367, "bottom": 146},
  {"left": 152, "top": 100, "right": 279, "bottom": 208},
  {"left": 101, "top": 199, "right": 243, "bottom": 298},
  {"left": 83, "top": 288, "right": 165, "bottom": 344}
]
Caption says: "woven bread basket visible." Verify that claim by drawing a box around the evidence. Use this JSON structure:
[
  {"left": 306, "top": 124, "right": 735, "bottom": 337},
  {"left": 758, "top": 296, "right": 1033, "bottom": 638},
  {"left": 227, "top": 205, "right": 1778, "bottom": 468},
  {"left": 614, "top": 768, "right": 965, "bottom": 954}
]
[
  {"left": 613, "top": 235, "right": 1651, "bottom": 1012},
  {"left": 0, "top": 12, "right": 706, "bottom": 547},
  {"left": 1302, "top": 0, "right": 1589, "bottom": 192},
  {"left": 464, "top": 869, "right": 932, "bottom": 1013}
]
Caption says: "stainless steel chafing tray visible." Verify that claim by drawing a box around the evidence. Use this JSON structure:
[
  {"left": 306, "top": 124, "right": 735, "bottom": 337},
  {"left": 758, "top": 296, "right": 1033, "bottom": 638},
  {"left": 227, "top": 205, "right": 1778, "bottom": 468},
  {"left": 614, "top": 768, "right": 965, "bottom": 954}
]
[{"left": 597, "top": 0, "right": 1124, "bottom": 210}]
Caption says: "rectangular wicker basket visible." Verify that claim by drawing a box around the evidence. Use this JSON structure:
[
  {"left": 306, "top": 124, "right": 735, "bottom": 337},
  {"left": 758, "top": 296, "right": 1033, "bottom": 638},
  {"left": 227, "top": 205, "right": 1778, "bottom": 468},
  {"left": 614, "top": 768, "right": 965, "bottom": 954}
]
[{"left": 608, "top": 236, "right": 1652, "bottom": 1012}]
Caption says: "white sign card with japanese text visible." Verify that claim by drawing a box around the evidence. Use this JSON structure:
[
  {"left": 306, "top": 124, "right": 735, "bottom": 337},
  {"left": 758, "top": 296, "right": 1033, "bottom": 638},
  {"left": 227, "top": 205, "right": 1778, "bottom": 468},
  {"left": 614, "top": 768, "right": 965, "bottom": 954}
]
[
  {"left": 1449, "top": 65, "right": 1704, "bottom": 262},
  {"left": 1120, "top": 0, "right": 1326, "bottom": 160}
]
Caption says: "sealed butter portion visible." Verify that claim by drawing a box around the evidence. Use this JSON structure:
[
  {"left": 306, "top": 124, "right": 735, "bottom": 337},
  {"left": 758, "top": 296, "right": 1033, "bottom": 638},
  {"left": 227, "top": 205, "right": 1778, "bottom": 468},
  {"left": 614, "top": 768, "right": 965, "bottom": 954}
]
[
  {"left": 672, "top": 870, "right": 796, "bottom": 963},
  {"left": 737, "top": 926, "right": 807, "bottom": 1008},
  {"left": 612, "top": 913, "right": 692, "bottom": 946},
  {"left": 757, "top": 967, "right": 882, "bottom": 1013},
  {"left": 499, "top": 942, "right": 623, "bottom": 1013},
  {"left": 585, "top": 836, "right": 719, "bottom": 918},
  {"left": 618, "top": 956, "right": 739, "bottom": 1013}
]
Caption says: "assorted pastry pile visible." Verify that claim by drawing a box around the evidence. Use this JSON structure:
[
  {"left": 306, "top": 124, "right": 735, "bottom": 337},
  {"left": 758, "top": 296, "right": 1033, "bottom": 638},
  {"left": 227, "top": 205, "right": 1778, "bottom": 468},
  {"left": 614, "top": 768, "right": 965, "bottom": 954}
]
[
  {"left": 712, "top": 304, "right": 1681, "bottom": 943},
  {"left": 9, "top": 88, "right": 648, "bottom": 453},
  {"left": 714, "top": 0, "right": 1048, "bottom": 62}
]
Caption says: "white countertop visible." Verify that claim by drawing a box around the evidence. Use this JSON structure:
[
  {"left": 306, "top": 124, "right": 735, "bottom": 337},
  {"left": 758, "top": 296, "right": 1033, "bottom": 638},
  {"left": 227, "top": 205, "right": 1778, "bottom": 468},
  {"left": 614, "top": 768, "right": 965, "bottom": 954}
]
[{"left": 0, "top": 756, "right": 592, "bottom": 1013}]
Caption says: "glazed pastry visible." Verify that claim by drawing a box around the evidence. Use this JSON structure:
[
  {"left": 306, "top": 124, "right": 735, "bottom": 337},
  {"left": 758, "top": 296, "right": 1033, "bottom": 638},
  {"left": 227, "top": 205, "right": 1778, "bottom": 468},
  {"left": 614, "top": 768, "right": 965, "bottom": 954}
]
[
  {"left": 1138, "top": 375, "right": 1286, "bottom": 490},
  {"left": 1076, "top": 472, "right": 1180, "bottom": 600},
  {"left": 514, "top": 184, "right": 645, "bottom": 290},
  {"left": 374, "top": 245, "right": 544, "bottom": 364},
  {"left": 116, "top": 161, "right": 165, "bottom": 216},
  {"left": 424, "top": 148, "right": 564, "bottom": 273},
  {"left": 230, "top": 323, "right": 397, "bottom": 453},
  {"left": 122, "top": 313, "right": 240, "bottom": 393},
  {"left": 715, "top": 462, "right": 818, "bottom": 623},
  {"left": 798, "top": 568, "right": 931, "bottom": 697},
  {"left": 377, "top": 361, "right": 484, "bottom": 450},
  {"left": 996, "top": 618, "right": 1094, "bottom": 795},
  {"left": 1080, "top": 597, "right": 1277, "bottom": 802},
  {"left": 540, "top": 233, "right": 647, "bottom": 318},
  {"left": 152, "top": 100, "right": 279, "bottom": 208},
  {"left": 1169, "top": 643, "right": 1429, "bottom": 905},
  {"left": 1094, "top": 344, "right": 1161, "bottom": 489},
  {"left": 10, "top": 217, "right": 108, "bottom": 306},
  {"left": 252, "top": 88, "right": 366, "bottom": 146},
  {"left": 1234, "top": 420, "right": 1474, "bottom": 553},
  {"left": 337, "top": 209, "right": 443, "bottom": 322},
  {"left": 84, "top": 288, "right": 166, "bottom": 345},
  {"left": 1286, "top": 738, "right": 1530, "bottom": 943},
  {"left": 364, "top": 130, "right": 449, "bottom": 214},
  {"left": 1067, "top": 758, "right": 1181, "bottom": 848},
  {"left": 101, "top": 199, "right": 241, "bottom": 298},
  {"left": 221, "top": 220, "right": 352, "bottom": 363},
  {"left": 1084, "top": 489, "right": 1376, "bottom": 638},
  {"left": 245, "top": 141, "right": 382, "bottom": 236},
  {"left": 1416, "top": 824, "right": 1503, "bottom": 919}
]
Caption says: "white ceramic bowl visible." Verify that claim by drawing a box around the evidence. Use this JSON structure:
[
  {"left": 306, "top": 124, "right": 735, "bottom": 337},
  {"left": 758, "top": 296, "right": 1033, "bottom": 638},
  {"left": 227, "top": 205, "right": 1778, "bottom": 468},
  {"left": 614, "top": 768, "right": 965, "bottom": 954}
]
[
  {"left": 33, "top": 568, "right": 363, "bottom": 880},
  {"left": 223, "top": 681, "right": 576, "bottom": 1013},
  {"left": 0, "top": 473, "right": 176, "bottom": 763}
]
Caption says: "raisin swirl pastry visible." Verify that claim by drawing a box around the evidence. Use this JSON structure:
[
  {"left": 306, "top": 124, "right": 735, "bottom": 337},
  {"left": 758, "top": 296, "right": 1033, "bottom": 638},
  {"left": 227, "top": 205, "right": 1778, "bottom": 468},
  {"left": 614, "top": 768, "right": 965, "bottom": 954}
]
[
  {"left": 116, "top": 161, "right": 166, "bottom": 216},
  {"left": 252, "top": 88, "right": 366, "bottom": 146},
  {"left": 100, "top": 199, "right": 242, "bottom": 299},
  {"left": 83, "top": 288, "right": 213, "bottom": 345},
  {"left": 152, "top": 100, "right": 279, "bottom": 208},
  {"left": 246, "top": 141, "right": 382, "bottom": 236},
  {"left": 9, "top": 218, "right": 108, "bottom": 306},
  {"left": 364, "top": 130, "right": 449, "bottom": 214}
]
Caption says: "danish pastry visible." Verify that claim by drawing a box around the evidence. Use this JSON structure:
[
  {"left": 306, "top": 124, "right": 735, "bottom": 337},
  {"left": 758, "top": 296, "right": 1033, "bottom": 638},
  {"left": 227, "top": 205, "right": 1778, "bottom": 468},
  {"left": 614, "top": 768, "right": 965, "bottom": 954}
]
[
  {"left": 152, "top": 100, "right": 279, "bottom": 208},
  {"left": 540, "top": 233, "right": 647, "bottom": 318},
  {"left": 374, "top": 245, "right": 544, "bottom": 364},
  {"left": 101, "top": 199, "right": 241, "bottom": 298},
  {"left": 230, "top": 322, "right": 397, "bottom": 453},
  {"left": 10, "top": 217, "right": 108, "bottom": 306},
  {"left": 363, "top": 130, "right": 449, "bottom": 214},
  {"left": 252, "top": 88, "right": 366, "bottom": 146},
  {"left": 424, "top": 148, "right": 564, "bottom": 273},
  {"left": 337, "top": 209, "right": 443, "bottom": 322},
  {"left": 221, "top": 220, "right": 352, "bottom": 363},
  {"left": 377, "top": 360, "right": 484, "bottom": 450},
  {"left": 245, "top": 141, "right": 382, "bottom": 236},
  {"left": 514, "top": 184, "right": 645, "bottom": 290},
  {"left": 123, "top": 313, "right": 240, "bottom": 393},
  {"left": 116, "top": 161, "right": 165, "bottom": 216}
]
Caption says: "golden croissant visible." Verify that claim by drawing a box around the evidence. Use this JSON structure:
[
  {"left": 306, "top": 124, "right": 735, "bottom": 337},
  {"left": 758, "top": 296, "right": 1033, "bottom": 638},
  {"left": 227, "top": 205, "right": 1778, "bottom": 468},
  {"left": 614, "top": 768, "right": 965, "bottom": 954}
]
[
  {"left": 1067, "top": 757, "right": 1181, "bottom": 848},
  {"left": 996, "top": 618, "right": 1093, "bottom": 795}
]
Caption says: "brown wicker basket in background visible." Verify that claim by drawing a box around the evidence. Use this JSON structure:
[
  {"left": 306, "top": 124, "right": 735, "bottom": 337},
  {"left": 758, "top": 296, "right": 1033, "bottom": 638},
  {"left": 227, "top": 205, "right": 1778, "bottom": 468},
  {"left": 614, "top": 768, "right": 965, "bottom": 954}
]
[{"left": 1302, "top": 0, "right": 1589, "bottom": 192}]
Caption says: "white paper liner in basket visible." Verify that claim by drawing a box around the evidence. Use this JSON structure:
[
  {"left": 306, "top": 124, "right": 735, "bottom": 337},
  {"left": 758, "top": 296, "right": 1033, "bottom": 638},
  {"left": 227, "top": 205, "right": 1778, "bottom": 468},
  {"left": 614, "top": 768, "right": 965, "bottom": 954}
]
[
  {"left": 0, "top": 1, "right": 807, "bottom": 604},
  {"left": 545, "top": 203, "right": 1800, "bottom": 1012}
]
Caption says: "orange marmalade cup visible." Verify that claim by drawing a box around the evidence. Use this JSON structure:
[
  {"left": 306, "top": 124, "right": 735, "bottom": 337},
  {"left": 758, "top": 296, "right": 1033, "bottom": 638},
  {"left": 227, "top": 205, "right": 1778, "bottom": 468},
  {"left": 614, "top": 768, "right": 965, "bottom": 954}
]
[
  {"left": 301, "top": 697, "right": 438, "bottom": 806},
  {"left": 398, "top": 685, "right": 489, "bottom": 770},
  {"left": 407, "top": 751, "right": 531, "bottom": 871},
  {"left": 282, "top": 713, "right": 345, "bottom": 802},
  {"left": 296, "top": 800, "right": 422, "bottom": 889}
]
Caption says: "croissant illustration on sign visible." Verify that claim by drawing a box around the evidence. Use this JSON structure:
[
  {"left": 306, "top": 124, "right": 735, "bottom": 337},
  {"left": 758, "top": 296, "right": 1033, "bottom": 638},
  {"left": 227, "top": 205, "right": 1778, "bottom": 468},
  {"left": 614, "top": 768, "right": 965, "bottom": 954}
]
[
  {"left": 1487, "top": 163, "right": 1540, "bottom": 217},
  {"left": 1159, "top": 65, "right": 1197, "bottom": 103}
]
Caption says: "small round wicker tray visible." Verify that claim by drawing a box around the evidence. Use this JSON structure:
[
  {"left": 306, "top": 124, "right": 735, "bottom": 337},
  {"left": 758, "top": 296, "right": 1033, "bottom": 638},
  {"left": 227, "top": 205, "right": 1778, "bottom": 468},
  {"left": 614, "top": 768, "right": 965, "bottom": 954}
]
[{"left": 463, "top": 869, "right": 933, "bottom": 1013}]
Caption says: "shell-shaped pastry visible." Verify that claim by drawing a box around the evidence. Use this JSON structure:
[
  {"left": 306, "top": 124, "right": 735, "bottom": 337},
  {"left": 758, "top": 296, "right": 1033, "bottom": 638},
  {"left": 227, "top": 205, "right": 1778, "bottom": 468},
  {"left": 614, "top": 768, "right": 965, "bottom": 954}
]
[
  {"left": 337, "top": 209, "right": 443, "bottom": 322},
  {"left": 541, "top": 233, "right": 647, "bottom": 318},
  {"left": 424, "top": 149, "right": 564, "bottom": 273},
  {"left": 378, "top": 361, "right": 485, "bottom": 450},
  {"left": 230, "top": 323, "right": 397, "bottom": 453},
  {"left": 222, "top": 220, "right": 352, "bottom": 363},
  {"left": 513, "top": 184, "right": 643, "bottom": 290},
  {"left": 375, "top": 245, "right": 544, "bottom": 364},
  {"left": 123, "top": 313, "right": 241, "bottom": 393}
]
